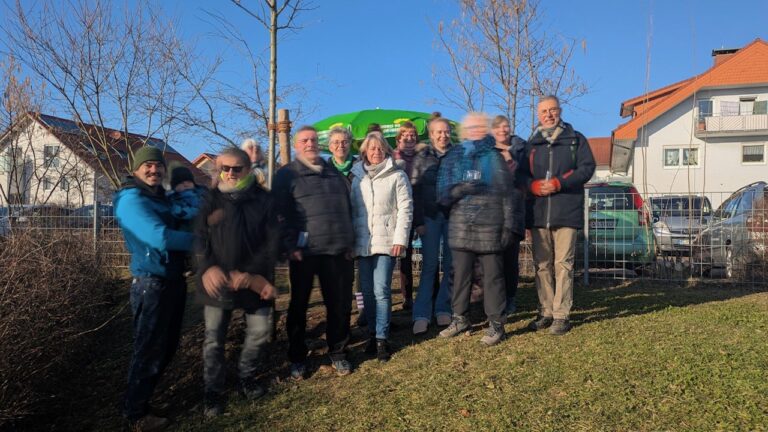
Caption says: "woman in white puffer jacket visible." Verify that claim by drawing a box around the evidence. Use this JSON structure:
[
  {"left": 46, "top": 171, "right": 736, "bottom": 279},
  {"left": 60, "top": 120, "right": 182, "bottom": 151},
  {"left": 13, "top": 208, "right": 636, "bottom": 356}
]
[{"left": 350, "top": 132, "right": 413, "bottom": 362}]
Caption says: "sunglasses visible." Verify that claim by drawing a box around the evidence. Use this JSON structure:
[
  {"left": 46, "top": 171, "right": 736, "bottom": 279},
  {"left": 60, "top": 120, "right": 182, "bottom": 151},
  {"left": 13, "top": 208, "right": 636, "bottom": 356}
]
[{"left": 220, "top": 165, "right": 244, "bottom": 173}]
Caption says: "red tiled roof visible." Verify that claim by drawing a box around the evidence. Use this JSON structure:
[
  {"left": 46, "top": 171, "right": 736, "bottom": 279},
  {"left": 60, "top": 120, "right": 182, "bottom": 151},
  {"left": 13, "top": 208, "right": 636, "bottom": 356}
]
[
  {"left": 614, "top": 38, "right": 768, "bottom": 141},
  {"left": 192, "top": 152, "right": 217, "bottom": 166},
  {"left": 29, "top": 112, "right": 207, "bottom": 185},
  {"left": 587, "top": 137, "right": 612, "bottom": 167}
]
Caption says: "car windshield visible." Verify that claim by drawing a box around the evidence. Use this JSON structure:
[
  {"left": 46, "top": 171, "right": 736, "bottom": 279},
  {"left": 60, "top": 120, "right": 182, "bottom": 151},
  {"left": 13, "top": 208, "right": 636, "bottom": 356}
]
[
  {"left": 588, "top": 186, "right": 635, "bottom": 210},
  {"left": 651, "top": 197, "right": 708, "bottom": 217}
]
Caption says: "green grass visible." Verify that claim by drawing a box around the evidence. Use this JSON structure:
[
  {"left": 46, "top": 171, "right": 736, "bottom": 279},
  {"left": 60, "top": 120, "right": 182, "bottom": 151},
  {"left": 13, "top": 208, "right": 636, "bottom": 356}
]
[{"left": 173, "top": 279, "right": 768, "bottom": 432}]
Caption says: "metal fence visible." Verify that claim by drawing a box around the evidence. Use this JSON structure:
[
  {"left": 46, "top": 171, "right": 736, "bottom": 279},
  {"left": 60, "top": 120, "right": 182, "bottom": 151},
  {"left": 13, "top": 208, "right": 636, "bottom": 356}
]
[{"left": 2, "top": 189, "right": 766, "bottom": 285}]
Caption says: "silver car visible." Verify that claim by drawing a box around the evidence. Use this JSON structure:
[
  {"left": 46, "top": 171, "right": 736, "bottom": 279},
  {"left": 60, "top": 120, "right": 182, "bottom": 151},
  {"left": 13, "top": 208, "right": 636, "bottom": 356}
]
[{"left": 650, "top": 195, "right": 712, "bottom": 254}]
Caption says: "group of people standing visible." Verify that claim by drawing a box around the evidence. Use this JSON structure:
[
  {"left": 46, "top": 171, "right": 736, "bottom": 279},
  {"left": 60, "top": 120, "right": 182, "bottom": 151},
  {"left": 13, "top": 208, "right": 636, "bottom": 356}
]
[{"left": 114, "top": 95, "right": 595, "bottom": 431}]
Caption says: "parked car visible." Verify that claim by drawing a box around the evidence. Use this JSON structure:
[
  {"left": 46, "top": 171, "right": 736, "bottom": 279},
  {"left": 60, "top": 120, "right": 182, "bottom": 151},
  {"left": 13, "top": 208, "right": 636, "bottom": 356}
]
[
  {"left": 650, "top": 195, "right": 712, "bottom": 255},
  {"left": 582, "top": 181, "right": 656, "bottom": 268},
  {"left": 693, "top": 181, "right": 768, "bottom": 279},
  {"left": 12, "top": 205, "right": 73, "bottom": 229},
  {"left": 68, "top": 204, "right": 115, "bottom": 228}
]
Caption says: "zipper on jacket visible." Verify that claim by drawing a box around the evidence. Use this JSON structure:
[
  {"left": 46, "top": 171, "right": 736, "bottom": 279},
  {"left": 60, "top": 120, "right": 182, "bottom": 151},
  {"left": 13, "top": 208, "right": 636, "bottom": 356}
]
[{"left": 546, "top": 143, "right": 553, "bottom": 229}]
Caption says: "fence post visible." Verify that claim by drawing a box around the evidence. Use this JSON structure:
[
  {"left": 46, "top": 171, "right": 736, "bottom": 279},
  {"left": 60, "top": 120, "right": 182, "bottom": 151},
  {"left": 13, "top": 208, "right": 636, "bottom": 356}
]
[
  {"left": 92, "top": 171, "right": 99, "bottom": 253},
  {"left": 583, "top": 188, "right": 589, "bottom": 286}
]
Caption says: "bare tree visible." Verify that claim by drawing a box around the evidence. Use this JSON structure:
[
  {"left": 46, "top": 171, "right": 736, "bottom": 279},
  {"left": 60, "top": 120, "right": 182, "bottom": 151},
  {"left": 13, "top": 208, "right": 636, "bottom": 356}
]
[
  {"left": 230, "top": 0, "right": 314, "bottom": 186},
  {"left": 3, "top": 0, "right": 218, "bottom": 189},
  {"left": 434, "top": 0, "right": 587, "bottom": 134},
  {"left": 177, "top": 8, "right": 315, "bottom": 153}
]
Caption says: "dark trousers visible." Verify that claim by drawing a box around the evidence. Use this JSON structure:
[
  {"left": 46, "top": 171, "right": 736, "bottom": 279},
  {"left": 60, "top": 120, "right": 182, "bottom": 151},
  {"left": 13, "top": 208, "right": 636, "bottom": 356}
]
[
  {"left": 287, "top": 254, "right": 353, "bottom": 363},
  {"left": 124, "top": 276, "right": 187, "bottom": 421},
  {"left": 399, "top": 228, "right": 415, "bottom": 302},
  {"left": 503, "top": 232, "right": 524, "bottom": 300},
  {"left": 451, "top": 250, "right": 505, "bottom": 323}
]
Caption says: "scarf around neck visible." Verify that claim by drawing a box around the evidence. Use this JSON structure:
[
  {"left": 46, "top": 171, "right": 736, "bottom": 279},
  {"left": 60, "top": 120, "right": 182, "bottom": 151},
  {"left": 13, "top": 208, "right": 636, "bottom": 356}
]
[
  {"left": 364, "top": 159, "right": 387, "bottom": 178},
  {"left": 218, "top": 172, "right": 255, "bottom": 193},
  {"left": 538, "top": 121, "right": 565, "bottom": 144},
  {"left": 331, "top": 155, "right": 353, "bottom": 177},
  {"left": 297, "top": 155, "right": 323, "bottom": 173}
]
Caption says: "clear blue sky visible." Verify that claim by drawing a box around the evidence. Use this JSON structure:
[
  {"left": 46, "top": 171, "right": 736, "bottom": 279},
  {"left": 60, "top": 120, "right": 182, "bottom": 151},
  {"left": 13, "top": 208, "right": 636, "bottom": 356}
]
[{"left": 143, "top": 1, "right": 768, "bottom": 159}]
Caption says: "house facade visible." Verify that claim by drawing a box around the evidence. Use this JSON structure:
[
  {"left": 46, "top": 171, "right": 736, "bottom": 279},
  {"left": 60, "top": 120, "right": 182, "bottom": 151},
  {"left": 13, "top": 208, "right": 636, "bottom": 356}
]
[
  {"left": 612, "top": 39, "right": 768, "bottom": 207},
  {"left": 0, "top": 113, "right": 204, "bottom": 207},
  {"left": 587, "top": 137, "right": 612, "bottom": 181}
]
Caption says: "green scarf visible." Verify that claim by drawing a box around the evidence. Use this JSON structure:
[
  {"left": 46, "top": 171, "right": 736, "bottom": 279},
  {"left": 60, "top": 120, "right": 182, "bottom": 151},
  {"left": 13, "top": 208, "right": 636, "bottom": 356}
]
[
  {"left": 331, "top": 156, "right": 353, "bottom": 177},
  {"left": 218, "top": 172, "right": 256, "bottom": 193}
]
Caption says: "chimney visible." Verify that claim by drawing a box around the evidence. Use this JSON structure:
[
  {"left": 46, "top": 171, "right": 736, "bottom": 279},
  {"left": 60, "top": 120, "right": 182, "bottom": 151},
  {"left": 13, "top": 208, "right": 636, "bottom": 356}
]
[{"left": 712, "top": 48, "right": 739, "bottom": 66}]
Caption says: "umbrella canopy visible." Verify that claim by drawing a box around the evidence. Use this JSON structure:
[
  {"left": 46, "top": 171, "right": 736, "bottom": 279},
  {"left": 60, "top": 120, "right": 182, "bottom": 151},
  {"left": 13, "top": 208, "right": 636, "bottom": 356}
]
[{"left": 313, "top": 108, "right": 457, "bottom": 154}]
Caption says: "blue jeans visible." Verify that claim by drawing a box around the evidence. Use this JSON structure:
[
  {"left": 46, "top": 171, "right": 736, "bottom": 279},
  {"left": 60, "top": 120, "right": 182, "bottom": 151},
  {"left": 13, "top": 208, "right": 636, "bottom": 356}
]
[
  {"left": 124, "top": 276, "right": 186, "bottom": 421},
  {"left": 413, "top": 214, "right": 453, "bottom": 322},
  {"left": 203, "top": 305, "right": 272, "bottom": 394},
  {"left": 358, "top": 254, "right": 396, "bottom": 340}
]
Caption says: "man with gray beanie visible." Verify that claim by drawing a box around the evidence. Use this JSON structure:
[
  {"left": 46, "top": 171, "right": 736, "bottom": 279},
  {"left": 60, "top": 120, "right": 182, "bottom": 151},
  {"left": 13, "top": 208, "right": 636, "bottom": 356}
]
[{"left": 115, "top": 146, "right": 195, "bottom": 431}]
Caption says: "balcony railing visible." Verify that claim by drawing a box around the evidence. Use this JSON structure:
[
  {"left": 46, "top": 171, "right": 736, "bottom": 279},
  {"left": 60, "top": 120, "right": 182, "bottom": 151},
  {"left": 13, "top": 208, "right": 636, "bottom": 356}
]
[{"left": 696, "top": 113, "right": 768, "bottom": 137}]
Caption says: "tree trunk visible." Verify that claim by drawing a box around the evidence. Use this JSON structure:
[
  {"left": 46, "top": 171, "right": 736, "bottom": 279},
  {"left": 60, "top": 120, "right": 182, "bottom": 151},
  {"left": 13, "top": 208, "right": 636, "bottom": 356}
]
[
  {"left": 278, "top": 109, "right": 291, "bottom": 165},
  {"left": 267, "top": 3, "right": 278, "bottom": 187}
]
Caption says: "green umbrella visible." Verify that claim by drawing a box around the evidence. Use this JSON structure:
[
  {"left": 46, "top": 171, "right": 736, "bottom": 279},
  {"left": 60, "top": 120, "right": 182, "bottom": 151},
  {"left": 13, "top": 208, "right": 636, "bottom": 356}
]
[{"left": 313, "top": 108, "right": 457, "bottom": 154}]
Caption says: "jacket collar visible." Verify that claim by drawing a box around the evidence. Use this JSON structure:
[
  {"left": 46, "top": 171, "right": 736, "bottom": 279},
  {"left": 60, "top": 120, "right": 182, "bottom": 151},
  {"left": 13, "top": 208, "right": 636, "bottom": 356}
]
[
  {"left": 351, "top": 156, "right": 398, "bottom": 179},
  {"left": 528, "top": 122, "right": 577, "bottom": 146}
]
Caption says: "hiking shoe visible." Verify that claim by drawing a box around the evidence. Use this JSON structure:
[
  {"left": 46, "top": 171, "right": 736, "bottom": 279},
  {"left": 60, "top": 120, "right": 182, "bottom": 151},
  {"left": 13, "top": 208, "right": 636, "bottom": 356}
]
[
  {"left": 439, "top": 316, "right": 470, "bottom": 338},
  {"left": 130, "top": 414, "right": 170, "bottom": 432},
  {"left": 147, "top": 401, "right": 171, "bottom": 417},
  {"left": 331, "top": 356, "right": 352, "bottom": 376},
  {"left": 289, "top": 362, "right": 306, "bottom": 381},
  {"left": 239, "top": 380, "right": 266, "bottom": 401},
  {"left": 480, "top": 321, "right": 505, "bottom": 346},
  {"left": 436, "top": 314, "right": 452, "bottom": 327},
  {"left": 528, "top": 315, "right": 553, "bottom": 331},
  {"left": 412, "top": 320, "right": 428, "bottom": 335},
  {"left": 549, "top": 319, "right": 572, "bottom": 336},
  {"left": 364, "top": 337, "right": 377, "bottom": 354},
  {"left": 202, "top": 392, "right": 225, "bottom": 419},
  {"left": 376, "top": 340, "right": 391, "bottom": 363}
]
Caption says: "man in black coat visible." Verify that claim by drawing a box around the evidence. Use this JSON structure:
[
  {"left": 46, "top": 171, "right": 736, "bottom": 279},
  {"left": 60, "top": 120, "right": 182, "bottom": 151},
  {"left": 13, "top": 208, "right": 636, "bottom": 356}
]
[
  {"left": 273, "top": 126, "right": 355, "bottom": 378},
  {"left": 196, "top": 147, "right": 278, "bottom": 417},
  {"left": 526, "top": 96, "right": 595, "bottom": 335}
]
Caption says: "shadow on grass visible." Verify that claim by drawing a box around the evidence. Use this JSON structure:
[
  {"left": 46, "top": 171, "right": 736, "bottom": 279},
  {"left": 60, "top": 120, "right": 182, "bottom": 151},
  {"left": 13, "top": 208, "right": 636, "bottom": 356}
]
[{"left": 48, "top": 273, "right": 767, "bottom": 432}]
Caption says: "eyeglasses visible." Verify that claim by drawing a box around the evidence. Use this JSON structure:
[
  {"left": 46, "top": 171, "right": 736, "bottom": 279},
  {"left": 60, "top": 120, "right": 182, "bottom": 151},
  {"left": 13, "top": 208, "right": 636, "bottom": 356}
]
[
  {"left": 330, "top": 140, "right": 349, "bottom": 146},
  {"left": 539, "top": 107, "right": 560, "bottom": 115},
  {"left": 220, "top": 165, "right": 244, "bottom": 173}
]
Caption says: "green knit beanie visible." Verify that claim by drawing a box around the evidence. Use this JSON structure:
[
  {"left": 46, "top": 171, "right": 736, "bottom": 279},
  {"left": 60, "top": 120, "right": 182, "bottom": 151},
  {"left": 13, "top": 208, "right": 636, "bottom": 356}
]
[{"left": 132, "top": 146, "right": 166, "bottom": 171}]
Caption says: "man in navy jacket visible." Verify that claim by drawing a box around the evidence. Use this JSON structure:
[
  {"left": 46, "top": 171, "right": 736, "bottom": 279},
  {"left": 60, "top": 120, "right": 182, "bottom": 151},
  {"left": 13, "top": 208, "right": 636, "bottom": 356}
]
[{"left": 526, "top": 96, "right": 595, "bottom": 335}]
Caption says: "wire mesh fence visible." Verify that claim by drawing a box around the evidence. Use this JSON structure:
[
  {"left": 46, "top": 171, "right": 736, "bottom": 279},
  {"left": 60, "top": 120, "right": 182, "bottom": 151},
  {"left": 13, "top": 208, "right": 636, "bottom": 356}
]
[{"left": 1, "top": 186, "right": 766, "bottom": 286}]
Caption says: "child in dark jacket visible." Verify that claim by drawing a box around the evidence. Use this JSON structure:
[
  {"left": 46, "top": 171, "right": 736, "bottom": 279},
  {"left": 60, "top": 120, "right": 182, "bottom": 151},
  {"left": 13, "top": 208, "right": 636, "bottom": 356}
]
[
  {"left": 167, "top": 162, "right": 207, "bottom": 276},
  {"left": 167, "top": 162, "right": 207, "bottom": 232}
]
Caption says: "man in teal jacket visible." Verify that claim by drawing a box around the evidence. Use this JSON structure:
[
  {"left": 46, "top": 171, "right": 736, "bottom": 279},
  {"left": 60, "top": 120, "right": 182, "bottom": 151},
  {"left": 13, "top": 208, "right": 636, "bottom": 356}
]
[{"left": 115, "top": 146, "right": 194, "bottom": 431}]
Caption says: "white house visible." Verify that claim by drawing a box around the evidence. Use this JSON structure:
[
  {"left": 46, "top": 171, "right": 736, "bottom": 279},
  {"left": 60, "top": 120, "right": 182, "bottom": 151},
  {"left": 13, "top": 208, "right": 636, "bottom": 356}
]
[
  {"left": 611, "top": 39, "right": 768, "bottom": 207},
  {"left": 0, "top": 112, "right": 204, "bottom": 207}
]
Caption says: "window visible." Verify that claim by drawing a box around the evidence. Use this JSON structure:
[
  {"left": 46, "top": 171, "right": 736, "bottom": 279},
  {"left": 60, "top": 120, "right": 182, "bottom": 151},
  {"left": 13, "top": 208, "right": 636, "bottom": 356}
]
[
  {"left": 742, "top": 144, "right": 765, "bottom": 164},
  {"left": 42, "top": 177, "right": 53, "bottom": 190},
  {"left": 44, "top": 145, "right": 60, "bottom": 168},
  {"left": 697, "top": 100, "right": 712, "bottom": 121},
  {"left": 663, "top": 147, "right": 699, "bottom": 168},
  {"left": 682, "top": 148, "right": 698, "bottom": 166},
  {"left": 60, "top": 177, "right": 70, "bottom": 191}
]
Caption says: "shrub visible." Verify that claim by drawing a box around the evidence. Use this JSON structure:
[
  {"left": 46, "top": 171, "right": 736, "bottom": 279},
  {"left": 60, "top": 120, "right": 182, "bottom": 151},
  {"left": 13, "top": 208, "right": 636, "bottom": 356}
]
[{"left": 0, "top": 230, "right": 120, "bottom": 428}]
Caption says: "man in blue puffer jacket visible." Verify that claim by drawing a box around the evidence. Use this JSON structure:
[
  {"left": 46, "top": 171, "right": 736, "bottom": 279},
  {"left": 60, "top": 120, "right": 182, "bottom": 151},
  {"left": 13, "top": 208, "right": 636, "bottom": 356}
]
[{"left": 115, "top": 146, "right": 194, "bottom": 431}]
